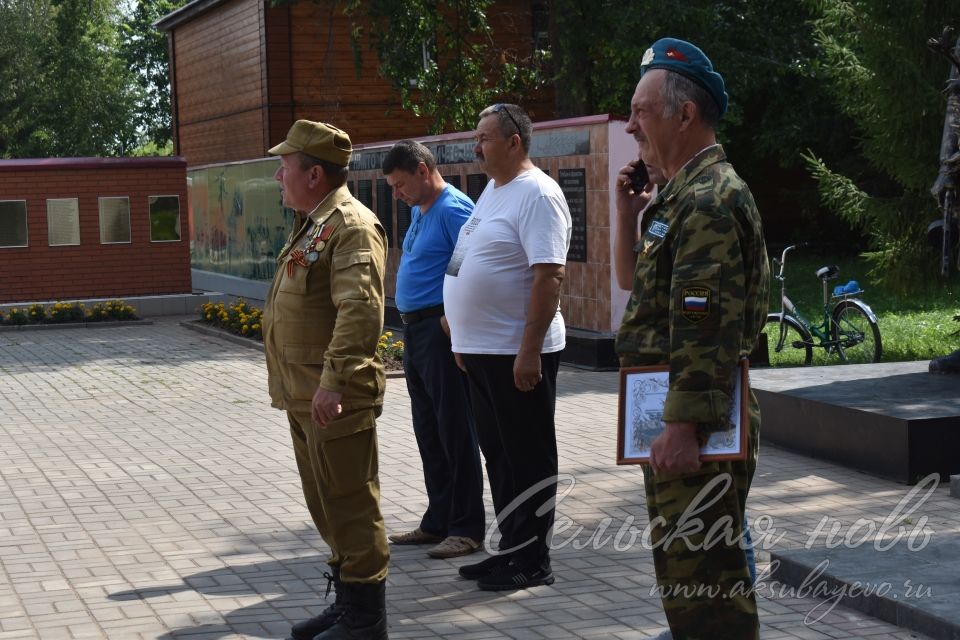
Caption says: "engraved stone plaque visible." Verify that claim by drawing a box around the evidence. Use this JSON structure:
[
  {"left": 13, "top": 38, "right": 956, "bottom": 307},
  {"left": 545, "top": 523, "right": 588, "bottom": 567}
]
[
  {"left": 357, "top": 179, "right": 373, "bottom": 210},
  {"left": 397, "top": 200, "right": 412, "bottom": 247},
  {"left": 376, "top": 178, "right": 394, "bottom": 247},
  {"left": 47, "top": 198, "right": 80, "bottom": 246},
  {"left": 558, "top": 168, "right": 587, "bottom": 262},
  {"left": 466, "top": 173, "right": 488, "bottom": 204},
  {"left": 99, "top": 197, "right": 131, "bottom": 244},
  {"left": 149, "top": 195, "right": 181, "bottom": 242},
  {"left": 0, "top": 200, "right": 28, "bottom": 248}
]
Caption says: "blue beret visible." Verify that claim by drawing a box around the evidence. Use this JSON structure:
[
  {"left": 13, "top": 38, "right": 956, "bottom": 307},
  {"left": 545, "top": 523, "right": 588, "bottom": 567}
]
[{"left": 640, "top": 38, "right": 728, "bottom": 117}]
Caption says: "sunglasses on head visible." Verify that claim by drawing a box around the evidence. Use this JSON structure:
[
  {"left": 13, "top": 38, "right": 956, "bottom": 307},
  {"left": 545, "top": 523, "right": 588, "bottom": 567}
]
[{"left": 492, "top": 103, "right": 522, "bottom": 137}]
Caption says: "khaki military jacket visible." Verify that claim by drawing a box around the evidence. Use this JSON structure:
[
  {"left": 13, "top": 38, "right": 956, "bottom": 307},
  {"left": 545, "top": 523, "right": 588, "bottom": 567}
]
[
  {"left": 616, "top": 145, "right": 769, "bottom": 433},
  {"left": 263, "top": 184, "right": 387, "bottom": 430}
]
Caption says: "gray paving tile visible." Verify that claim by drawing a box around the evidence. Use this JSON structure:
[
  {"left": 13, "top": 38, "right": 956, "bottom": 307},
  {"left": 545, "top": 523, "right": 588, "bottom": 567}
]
[{"left": 0, "top": 317, "right": 952, "bottom": 639}]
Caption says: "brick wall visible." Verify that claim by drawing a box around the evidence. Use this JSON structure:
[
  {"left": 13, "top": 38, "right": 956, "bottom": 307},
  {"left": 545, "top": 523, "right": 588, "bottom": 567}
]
[{"left": 0, "top": 158, "right": 192, "bottom": 304}]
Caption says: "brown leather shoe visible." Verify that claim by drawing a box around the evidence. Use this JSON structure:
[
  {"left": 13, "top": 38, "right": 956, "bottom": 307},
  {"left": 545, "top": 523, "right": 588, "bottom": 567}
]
[
  {"left": 427, "top": 536, "right": 482, "bottom": 559},
  {"left": 388, "top": 527, "right": 444, "bottom": 545}
]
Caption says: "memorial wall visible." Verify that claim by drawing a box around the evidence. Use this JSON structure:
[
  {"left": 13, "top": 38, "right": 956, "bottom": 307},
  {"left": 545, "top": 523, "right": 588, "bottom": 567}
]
[
  {"left": 187, "top": 114, "right": 637, "bottom": 335},
  {"left": 0, "top": 157, "right": 191, "bottom": 304}
]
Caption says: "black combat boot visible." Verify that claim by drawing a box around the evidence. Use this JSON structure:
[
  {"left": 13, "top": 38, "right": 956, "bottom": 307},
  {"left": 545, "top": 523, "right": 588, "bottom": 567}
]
[
  {"left": 312, "top": 579, "right": 387, "bottom": 639},
  {"left": 288, "top": 567, "right": 344, "bottom": 640}
]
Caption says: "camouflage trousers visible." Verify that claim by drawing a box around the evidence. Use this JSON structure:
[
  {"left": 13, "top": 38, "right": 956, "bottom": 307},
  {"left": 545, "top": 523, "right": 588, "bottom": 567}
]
[{"left": 641, "top": 392, "right": 761, "bottom": 640}]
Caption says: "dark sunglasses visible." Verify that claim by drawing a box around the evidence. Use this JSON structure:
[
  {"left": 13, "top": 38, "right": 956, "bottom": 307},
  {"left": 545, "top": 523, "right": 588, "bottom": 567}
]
[{"left": 492, "top": 103, "right": 522, "bottom": 137}]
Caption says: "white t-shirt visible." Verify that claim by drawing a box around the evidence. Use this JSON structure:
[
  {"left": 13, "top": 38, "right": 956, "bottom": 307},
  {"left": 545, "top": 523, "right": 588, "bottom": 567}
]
[{"left": 443, "top": 167, "right": 572, "bottom": 354}]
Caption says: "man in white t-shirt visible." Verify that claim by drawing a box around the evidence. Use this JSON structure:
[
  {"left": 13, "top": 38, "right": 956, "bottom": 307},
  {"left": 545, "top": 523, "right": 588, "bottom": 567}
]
[{"left": 442, "top": 103, "right": 572, "bottom": 591}]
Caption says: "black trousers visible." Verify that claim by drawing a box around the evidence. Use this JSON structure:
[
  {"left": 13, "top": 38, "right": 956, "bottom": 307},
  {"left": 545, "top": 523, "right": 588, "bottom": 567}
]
[
  {"left": 461, "top": 351, "right": 561, "bottom": 569},
  {"left": 404, "top": 316, "right": 485, "bottom": 539}
]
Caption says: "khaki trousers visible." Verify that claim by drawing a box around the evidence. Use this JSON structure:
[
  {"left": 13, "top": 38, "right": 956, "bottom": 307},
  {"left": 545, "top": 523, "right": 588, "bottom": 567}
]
[{"left": 288, "top": 410, "right": 389, "bottom": 583}]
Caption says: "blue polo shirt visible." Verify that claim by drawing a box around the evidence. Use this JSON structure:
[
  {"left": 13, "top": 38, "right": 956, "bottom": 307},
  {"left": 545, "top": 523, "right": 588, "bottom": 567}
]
[{"left": 395, "top": 184, "right": 474, "bottom": 313}]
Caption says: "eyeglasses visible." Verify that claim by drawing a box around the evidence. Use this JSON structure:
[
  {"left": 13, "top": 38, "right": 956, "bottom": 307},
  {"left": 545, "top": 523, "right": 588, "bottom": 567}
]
[{"left": 492, "top": 103, "right": 522, "bottom": 138}]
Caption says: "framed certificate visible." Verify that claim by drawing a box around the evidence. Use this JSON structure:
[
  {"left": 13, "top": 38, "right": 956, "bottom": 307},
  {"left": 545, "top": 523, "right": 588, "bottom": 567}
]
[{"left": 616, "top": 359, "right": 749, "bottom": 465}]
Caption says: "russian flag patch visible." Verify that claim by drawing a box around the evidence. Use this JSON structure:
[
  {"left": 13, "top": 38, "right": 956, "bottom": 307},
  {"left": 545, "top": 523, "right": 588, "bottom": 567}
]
[{"left": 681, "top": 286, "right": 711, "bottom": 322}]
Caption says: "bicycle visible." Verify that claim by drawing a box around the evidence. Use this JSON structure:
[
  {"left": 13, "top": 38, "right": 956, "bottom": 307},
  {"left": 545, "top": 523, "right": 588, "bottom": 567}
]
[{"left": 763, "top": 244, "right": 882, "bottom": 366}]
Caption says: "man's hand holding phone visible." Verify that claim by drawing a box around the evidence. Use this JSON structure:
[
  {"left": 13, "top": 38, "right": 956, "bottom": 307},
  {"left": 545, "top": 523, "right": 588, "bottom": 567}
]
[{"left": 616, "top": 159, "right": 654, "bottom": 221}]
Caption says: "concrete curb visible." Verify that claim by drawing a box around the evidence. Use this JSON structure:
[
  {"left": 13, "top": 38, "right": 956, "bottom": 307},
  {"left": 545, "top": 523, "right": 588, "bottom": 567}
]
[
  {"left": 179, "top": 320, "right": 264, "bottom": 353},
  {"left": 178, "top": 320, "right": 405, "bottom": 378},
  {"left": 0, "top": 320, "right": 153, "bottom": 332}
]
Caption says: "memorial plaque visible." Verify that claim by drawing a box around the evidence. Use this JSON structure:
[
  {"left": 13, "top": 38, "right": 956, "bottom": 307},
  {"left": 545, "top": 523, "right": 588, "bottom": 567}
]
[
  {"left": 99, "top": 197, "right": 131, "bottom": 244},
  {"left": 466, "top": 173, "right": 488, "bottom": 204},
  {"left": 376, "top": 178, "right": 394, "bottom": 246},
  {"left": 558, "top": 168, "right": 587, "bottom": 262},
  {"left": 148, "top": 195, "right": 182, "bottom": 242},
  {"left": 350, "top": 150, "right": 389, "bottom": 172},
  {"left": 47, "top": 198, "right": 80, "bottom": 246},
  {"left": 431, "top": 142, "right": 476, "bottom": 165},
  {"left": 397, "top": 200, "right": 412, "bottom": 247},
  {"left": 0, "top": 200, "right": 28, "bottom": 248},
  {"left": 530, "top": 130, "right": 590, "bottom": 158},
  {"left": 443, "top": 174, "right": 462, "bottom": 190},
  {"left": 357, "top": 179, "right": 373, "bottom": 210}
]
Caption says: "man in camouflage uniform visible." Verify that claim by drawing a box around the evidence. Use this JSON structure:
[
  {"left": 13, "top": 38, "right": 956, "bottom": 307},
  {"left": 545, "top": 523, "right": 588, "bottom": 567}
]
[
  {"left": 263, "top": 120, "right": 389, "bottom": 640},
  {"left": 614, "top": 39, "right": 769, "bottom": 640}
]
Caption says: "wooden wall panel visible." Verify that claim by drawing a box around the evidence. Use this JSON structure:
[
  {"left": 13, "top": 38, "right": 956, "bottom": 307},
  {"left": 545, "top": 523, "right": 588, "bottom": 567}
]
[
  {"left": 173, "top": 0, "right": 267, "bottom": 165},
  {"left": 170, "top": 0, "right": 556, "bottom": 164}
]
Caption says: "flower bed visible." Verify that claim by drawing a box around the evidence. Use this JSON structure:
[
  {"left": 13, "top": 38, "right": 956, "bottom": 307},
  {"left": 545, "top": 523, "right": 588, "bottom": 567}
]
[
  {"left": 197, "top": 299, "right": 404, "bottom": 370},
  {"left": 0, "top": 300, "right": 138, "bottom": 326}
]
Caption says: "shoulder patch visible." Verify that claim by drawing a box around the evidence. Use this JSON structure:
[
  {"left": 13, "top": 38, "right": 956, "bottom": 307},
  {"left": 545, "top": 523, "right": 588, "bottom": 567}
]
[
  {"left": 648, "top": 219, "right": 669, "bottom": 239},
  {"left": 680, "top": 286, "right": 710, "bottom": 323}
]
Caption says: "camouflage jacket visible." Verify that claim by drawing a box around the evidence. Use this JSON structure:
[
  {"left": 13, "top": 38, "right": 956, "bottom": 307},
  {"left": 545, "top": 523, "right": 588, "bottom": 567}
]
[
  {"left": 263, "top": 184, "right": 387, "bottom": 433},
  {"left": 615, "top": 145, "right": 769, "bottom": 433}
]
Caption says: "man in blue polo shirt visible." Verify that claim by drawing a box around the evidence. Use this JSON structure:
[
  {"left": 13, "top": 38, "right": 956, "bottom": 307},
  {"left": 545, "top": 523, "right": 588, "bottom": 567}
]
[{"left": 382, "top": 140, "right": 485, "bottom": 559}]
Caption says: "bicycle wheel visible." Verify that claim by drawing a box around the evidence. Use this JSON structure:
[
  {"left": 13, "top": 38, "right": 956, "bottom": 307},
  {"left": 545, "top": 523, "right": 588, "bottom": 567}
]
[
  {"left": 763, "top": 314, "right": 813, "bottom": 366},
  {"left": 831, "top": 300, "right": 882, "bottom": 363}
]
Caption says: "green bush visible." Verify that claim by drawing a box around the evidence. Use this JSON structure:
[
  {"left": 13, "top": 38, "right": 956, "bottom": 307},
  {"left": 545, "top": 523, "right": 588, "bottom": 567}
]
[
  {"left": 86, "top": 300, "right": 138, "bottom": 321},
  {"left": 48, "top": 301, "right": 86, "bottom": 323},
  {"left": 5, "top": 307, "right": 29, "bottom": 325}
]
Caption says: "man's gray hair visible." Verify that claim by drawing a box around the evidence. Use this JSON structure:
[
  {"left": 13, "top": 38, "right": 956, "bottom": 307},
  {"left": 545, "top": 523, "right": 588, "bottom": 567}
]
[{"left": 659, "top": 71, "right": 721, "bottom": 129}]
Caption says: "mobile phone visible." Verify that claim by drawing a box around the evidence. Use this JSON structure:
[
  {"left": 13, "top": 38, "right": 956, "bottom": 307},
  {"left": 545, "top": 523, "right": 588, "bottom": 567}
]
[{"left": 628, "top": 162, "right": 649, "bottom": 193}]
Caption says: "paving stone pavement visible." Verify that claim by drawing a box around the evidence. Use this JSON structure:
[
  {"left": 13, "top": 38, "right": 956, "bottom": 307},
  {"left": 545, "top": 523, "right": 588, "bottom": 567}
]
[{"left": 0, "top": 317, "right": 955, "bottom": 640}]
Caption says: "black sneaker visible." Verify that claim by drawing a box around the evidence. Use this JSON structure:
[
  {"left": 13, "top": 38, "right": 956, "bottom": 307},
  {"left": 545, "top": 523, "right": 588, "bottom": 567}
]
[
  {"left": 476, "top": 564, "right": 555, "bottom": 591},
  {"left": 457, "top": 553, "right": 513, "bottom": 580}
]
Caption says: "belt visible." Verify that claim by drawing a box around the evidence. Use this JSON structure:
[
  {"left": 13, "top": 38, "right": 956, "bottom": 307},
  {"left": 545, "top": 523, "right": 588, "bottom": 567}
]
[{"left": 400, "top": 304, "right": 445, "bottom": 325}]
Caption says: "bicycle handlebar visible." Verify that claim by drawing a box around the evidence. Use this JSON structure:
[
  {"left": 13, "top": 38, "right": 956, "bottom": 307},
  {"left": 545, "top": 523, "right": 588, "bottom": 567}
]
[{"left": 775, "top": 242, "right": 809, "bottom": 278}]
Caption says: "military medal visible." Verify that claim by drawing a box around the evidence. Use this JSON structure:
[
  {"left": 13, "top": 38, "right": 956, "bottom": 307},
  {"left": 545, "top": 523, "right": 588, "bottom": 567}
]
[{"left": 306, "top": 251, "right": 319, "bottom": 263}]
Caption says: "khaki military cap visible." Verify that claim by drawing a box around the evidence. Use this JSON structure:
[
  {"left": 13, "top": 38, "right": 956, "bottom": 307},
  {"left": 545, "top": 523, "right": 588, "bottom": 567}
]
[{"left": 268, "top": 120, "right": 352, "bottom": 166}]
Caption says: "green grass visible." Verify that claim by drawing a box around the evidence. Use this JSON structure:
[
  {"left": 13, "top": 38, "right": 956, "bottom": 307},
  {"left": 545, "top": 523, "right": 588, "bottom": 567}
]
[{"left": 766, "top": 251, "right": 959, "bottom": 364}]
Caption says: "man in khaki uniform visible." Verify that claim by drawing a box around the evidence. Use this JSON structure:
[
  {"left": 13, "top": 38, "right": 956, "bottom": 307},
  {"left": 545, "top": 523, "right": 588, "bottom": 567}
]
[{"left": 263, "top": 120, "right": 389, "bottom": 640}]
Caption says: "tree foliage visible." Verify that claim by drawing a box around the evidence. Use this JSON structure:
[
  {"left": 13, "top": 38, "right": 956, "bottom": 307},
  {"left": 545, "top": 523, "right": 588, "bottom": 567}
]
[
  {"left": 549, "top": 0, "right": 862, "bottom": 246},
  {"left": 802, "top": 0, "right": 960, "bottom": 290},
  {"left": 0, "top": 0, "right": 54, "bottom": 156},
  {"left": 121, "top": 0, "right": 188, "bottom": 148},
  {"left": 341, "top": 0, "right": 548, "bottom": 133},
  {"left": 0, "top": 0, "right": 139, "bottom": 158}
]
